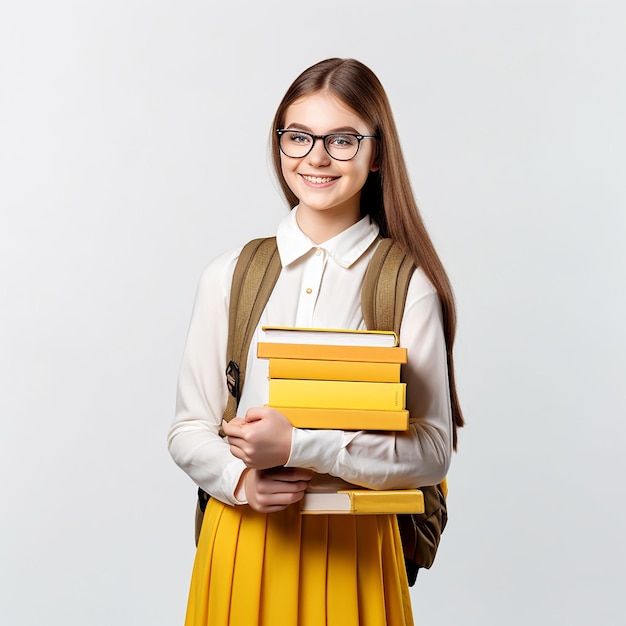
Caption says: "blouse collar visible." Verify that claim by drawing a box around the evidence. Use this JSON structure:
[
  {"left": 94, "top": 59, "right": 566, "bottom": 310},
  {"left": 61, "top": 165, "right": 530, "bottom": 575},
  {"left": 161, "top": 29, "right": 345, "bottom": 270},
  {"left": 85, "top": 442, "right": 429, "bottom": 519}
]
[{"left": 276, "top": 206, "right": 380, "bottom": 269}]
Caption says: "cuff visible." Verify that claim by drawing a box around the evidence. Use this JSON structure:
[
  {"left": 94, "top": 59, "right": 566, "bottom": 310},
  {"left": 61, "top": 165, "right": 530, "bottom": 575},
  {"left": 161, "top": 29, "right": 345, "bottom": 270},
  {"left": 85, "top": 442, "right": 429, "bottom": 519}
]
[
  {"left": 233, "top": 467, "right": 249, "bottom": 504},
  {"left": 224, "top": 458, "right": 249, "bottom": 505},
  {"left": 286, "top": 428, "right": 344, "bottom": 473}
]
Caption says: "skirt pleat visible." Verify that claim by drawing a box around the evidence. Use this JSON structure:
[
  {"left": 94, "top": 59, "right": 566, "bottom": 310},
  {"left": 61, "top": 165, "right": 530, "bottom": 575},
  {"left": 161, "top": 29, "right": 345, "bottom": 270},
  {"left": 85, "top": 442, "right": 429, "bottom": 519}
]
[
  {"left": 206, "top": 505, "right": 239, "bottom": 626},
  {"left": 355, "top": 516, "right": 387, "bottom": 626},
  {"left": 185, "top": 498, "right": 414, "bottom": 626},
  {"left": 299, "top": 514, "right": 329, "bottom": 625},
  {"left": 326, "top": 515, "right": 359, "bottom": 626},
  {"left": 229, "top": 507, "right": 266, "bottom": 623},
  {"left": 260, "top": 505, "right": 302, "bottom": 623}
]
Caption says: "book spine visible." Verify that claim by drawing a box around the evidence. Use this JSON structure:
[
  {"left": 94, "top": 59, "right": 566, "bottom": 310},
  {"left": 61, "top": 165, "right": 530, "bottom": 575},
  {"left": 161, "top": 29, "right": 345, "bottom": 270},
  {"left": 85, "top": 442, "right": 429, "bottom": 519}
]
[
  {"left": 258, "top": 342, "right": 408, "bottom": 364},
  {"left": 348, "top": 489, "right": 425, "bottom": 514},
  {"left": 268, "top": 358, "right": 401, "bottom": 383},
  {"left": 272, "top": 406, "right": 409, "bottom": 431},
  {"left": 268, "top": 379, "right": 406, "bottom": 410}
]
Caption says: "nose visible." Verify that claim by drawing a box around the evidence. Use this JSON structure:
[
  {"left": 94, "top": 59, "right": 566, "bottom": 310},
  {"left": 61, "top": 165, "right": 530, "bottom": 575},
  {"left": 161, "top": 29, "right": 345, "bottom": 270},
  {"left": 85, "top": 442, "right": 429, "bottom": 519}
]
[{"left": 306, "top": 138, "right": 331, "bottom": 166}]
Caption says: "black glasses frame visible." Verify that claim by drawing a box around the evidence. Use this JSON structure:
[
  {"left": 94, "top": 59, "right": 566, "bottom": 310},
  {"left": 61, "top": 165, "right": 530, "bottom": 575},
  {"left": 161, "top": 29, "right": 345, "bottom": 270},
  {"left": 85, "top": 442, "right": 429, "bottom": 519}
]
[{"left": 276, "top": 129, "right": 377, "bottom": 161}]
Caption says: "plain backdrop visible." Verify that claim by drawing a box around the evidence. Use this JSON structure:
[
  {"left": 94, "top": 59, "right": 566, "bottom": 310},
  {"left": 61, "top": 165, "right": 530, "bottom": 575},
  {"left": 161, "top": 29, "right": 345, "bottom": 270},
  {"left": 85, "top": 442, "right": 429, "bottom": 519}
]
[{"left": 1, "top": 1, "right": 625, "bottom": 624}]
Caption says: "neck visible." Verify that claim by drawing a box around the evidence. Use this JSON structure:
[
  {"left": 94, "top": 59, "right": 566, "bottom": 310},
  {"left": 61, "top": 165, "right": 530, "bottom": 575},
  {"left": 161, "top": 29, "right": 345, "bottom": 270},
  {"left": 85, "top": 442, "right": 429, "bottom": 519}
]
[{"left": 295, "top": 205, "right": 362, "bottom": 244}]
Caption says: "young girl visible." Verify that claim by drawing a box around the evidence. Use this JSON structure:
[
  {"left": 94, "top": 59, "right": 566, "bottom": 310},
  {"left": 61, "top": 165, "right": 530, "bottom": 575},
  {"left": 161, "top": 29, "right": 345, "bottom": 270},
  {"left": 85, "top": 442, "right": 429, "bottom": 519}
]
[{"left": 169, "top": 57, "right": 463, "bottom": 626}]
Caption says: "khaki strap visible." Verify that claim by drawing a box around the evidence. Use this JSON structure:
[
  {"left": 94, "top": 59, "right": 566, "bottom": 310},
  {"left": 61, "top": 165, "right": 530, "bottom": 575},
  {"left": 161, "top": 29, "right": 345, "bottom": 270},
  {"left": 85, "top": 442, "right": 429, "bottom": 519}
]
[
  {"left": 361, "top": 239, "right": 416, "bottom": 335},
  {"left": 223, "top": 237, "right": 281, "bottom": 422}
]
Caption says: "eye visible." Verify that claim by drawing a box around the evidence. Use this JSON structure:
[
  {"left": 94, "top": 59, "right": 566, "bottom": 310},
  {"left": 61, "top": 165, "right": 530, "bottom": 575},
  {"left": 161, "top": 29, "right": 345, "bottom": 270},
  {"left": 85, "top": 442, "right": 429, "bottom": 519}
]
[
  {"left": 285, "top": 131, "right": 312, "bottom": 145},
  {"left": 327, "top": 134, "right": 358, "bottom": 149}
]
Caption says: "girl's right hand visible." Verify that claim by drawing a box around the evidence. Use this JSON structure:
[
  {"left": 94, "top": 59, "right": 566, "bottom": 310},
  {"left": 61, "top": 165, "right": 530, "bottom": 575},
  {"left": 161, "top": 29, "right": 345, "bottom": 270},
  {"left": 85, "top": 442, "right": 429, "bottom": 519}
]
[{"left": 244, "top": 467, "right": 314, "bottom": 513}]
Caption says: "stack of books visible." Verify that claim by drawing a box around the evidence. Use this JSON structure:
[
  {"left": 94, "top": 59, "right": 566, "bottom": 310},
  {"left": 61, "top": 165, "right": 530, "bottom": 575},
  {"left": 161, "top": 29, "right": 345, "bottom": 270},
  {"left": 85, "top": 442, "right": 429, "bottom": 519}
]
[
  {"left": 256, "top": 326, "right": 424, "bottom": 515},
  {"left": 257, "top": 326, "right": 410, "bottom": 431}
]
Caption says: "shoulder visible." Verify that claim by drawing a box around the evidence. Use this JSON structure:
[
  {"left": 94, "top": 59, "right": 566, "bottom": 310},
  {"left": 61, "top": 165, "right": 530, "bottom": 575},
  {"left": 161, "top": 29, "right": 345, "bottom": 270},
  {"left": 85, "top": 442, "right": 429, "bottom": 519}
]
[
  {"left": 195, "top": 241, "right": 256, "bottom": 302},
  {"left": 406, "top": 266, "right": 439, "bottom": 307},
  {"left": 196, "top": 236, "right": 278, "bottom": 299},
  {"left": 197, "top": 247, "right": 239, "bottom": 289},
  {"left": 400, "top": 268, "right": 444, "bottom": 341}
]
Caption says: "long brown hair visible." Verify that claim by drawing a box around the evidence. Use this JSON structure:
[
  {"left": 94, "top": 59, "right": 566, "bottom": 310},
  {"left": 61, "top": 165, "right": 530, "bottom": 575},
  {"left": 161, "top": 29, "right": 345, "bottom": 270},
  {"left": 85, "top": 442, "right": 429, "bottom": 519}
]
[{"left": 270, "top": 58, "right": 464, "bottom": 447}]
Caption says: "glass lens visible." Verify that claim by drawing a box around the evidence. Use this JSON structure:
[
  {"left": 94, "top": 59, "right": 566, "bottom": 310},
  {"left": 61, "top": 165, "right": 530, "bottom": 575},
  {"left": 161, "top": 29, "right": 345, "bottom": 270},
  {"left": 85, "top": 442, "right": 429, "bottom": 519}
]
[
  {"left": 324, "top": 134, "right": 359, "bottom": 160},
  {"left": 279, "top": 131, "right": 313, "bottom": 158}
]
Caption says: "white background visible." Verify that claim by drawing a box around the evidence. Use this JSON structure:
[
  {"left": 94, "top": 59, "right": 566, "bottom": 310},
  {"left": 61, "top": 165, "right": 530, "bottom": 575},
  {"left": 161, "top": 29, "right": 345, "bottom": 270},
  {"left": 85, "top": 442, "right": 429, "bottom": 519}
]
[{"left": 1, "top": 1, "right": 624, "bottom": 624}]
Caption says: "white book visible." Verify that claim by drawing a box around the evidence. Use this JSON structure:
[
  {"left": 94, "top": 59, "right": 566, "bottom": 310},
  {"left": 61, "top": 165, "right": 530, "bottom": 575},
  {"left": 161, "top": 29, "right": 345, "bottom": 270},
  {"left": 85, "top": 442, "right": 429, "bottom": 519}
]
[{"left": 261, "top": 325, "right": 398, "bottom": 347}]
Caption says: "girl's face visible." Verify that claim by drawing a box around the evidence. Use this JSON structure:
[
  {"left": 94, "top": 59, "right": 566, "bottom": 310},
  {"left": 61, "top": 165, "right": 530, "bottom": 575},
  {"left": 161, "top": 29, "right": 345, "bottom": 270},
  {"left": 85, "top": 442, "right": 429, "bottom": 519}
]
[{"left": 279, "top": 91, "right": 378, "bottom": 227}]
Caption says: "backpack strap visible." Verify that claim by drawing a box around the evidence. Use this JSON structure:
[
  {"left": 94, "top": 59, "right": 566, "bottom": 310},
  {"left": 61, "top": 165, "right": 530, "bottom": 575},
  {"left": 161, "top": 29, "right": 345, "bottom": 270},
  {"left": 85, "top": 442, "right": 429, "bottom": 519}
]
[
  {"left": 223, "top": 237, "right": 281, "bottom": 422},
  {"left": 362, "top": 238, "right": 416, "bottom": 335},
  {"left": 362, "top": 239, "right": 447, "bottom": 582}
]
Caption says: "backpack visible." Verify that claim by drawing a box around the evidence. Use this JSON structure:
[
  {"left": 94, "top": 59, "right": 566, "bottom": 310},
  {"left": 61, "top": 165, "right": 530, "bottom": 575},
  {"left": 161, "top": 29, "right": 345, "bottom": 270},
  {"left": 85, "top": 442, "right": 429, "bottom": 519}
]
[{"left": 194, "top": 237, "right": 447, "bottom": 586}]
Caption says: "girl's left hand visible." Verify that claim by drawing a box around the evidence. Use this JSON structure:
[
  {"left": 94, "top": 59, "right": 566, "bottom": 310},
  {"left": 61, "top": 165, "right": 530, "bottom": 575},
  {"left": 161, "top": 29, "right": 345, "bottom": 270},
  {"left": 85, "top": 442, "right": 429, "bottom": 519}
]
[{"left": 222, "top": 407, "right": 293, "bottom": 469}]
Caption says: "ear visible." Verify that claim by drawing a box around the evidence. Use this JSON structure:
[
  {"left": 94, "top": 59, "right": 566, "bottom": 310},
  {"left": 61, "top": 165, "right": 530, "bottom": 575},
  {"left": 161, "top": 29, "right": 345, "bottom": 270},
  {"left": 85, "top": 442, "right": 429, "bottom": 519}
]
[{"left": 370, "top": 155, "right": 380, "bottom": 172}]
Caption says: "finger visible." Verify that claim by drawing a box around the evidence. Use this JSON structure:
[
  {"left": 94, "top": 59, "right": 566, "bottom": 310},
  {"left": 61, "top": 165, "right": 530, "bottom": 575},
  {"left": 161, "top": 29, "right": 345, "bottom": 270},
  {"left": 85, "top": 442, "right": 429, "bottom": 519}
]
[
  {"left": 243, "top": 407, "right": 264, "bottom": 423},
  {"left": 263, "top": 481, "right": 311, "bottom": 494},
  {"left": 221, "top": 419, "right": 245, "bottom": 436},
  {"left": 256, "top": 474, "right": 312, "bottom": 492},
  {"left": 228, "top": 445, "right": 247, "bottom": 462},
  {"left": 255, "top": 488, "right": 309, "bottom": 505},
  {"left": 262, "top": 467, "right": 314, "bottom": 482},
  {"left": 225, "top": 435, "right": 245, "bottom": 454},
  {"left": 253, "top": 501, "right": 296, "bottom": 513},
  {"left": 285, "top": 467, "right": 315, "bottom": 480}
]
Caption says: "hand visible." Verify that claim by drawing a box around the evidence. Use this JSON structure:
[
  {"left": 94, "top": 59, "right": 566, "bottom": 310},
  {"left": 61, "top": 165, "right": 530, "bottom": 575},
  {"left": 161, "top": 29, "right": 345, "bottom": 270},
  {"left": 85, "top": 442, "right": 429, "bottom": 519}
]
[
  {"left": 244, "top": 467, "right": 314, "bottom": 513},
  {"left": 222, "top": 406, "right": 293, "bottom": 469}
]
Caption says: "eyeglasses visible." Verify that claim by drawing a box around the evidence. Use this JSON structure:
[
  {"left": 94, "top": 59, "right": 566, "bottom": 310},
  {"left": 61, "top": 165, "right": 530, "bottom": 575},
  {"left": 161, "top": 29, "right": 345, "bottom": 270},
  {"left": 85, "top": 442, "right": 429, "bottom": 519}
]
[{"left": 276, "top": 129, "right": 377, "bottom": 161}]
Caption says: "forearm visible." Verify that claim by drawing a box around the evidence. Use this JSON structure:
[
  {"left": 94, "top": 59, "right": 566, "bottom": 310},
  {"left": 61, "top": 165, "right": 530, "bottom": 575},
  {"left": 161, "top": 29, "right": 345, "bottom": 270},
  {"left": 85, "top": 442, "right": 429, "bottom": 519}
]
[
  {"left": 286, "top": 424, "right": 450, "bottom": 490},
  {"left": 168, "top": 420, "right": 248, "bottom": 505},
  {"left": 168, "top": 248, "right": 247, "bottom": 504}
]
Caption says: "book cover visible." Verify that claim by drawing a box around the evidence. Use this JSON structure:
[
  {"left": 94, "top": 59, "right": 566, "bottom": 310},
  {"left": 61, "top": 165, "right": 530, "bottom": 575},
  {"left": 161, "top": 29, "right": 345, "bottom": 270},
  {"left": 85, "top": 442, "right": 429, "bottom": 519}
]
[
  {"left": 258, "top": 342, "right": 407, "bottom": 364},
  {"left": 272, "top": 406, "right": 409, "bottom": 431},
  {"left": 300, "top": 489, "right": 425, "bottom": 515},
  {"left": 269, "top": 379, "right": 406, "bottom": 411},
  {"left": 261, "top": 325, "right": 398, "bottom": 347},
  {"left": 268, "top": 358, "right": 401, "bottom": 383}
]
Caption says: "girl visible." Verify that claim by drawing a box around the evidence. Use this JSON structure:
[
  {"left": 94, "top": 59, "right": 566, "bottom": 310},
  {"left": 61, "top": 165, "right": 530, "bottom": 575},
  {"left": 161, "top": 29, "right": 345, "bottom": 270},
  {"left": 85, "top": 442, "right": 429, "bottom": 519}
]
[{"left": 169, "top": 58, "right": 463, "bottom": 626}]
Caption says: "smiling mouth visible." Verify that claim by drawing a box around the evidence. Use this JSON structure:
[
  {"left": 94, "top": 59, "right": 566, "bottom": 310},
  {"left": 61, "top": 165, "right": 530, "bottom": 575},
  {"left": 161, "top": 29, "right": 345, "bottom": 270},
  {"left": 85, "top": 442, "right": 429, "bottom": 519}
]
[{"left": 300, "top": 174, "right": 338, "bottom": 184}]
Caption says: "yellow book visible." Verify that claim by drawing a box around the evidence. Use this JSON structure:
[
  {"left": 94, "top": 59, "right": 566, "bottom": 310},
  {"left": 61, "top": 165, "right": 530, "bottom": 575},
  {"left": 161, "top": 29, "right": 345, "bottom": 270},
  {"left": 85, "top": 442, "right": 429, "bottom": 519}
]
[
  {"left": 268, "top": 379, "right": 406, "bottom": 411},
  {"left": 268, "top": 358, "right": 401, "bottom": 383},
  {"left": 272, "top": 406, "right": 409, "bottom": 430},
  {"left": 258, "top": 341, "right": 407, "bottom": 364},
  {"left": 261, "top": 325, "right": 399, "bottom": 347},
  {"left": 300, "top": 489, "right": 425, "bottom": 515}
]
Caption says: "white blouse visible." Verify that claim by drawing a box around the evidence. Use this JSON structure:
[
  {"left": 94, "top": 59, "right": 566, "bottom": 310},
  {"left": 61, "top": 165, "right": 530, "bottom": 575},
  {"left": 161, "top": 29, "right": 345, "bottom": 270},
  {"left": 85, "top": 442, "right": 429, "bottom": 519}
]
[{"left": 168, "top": 207, "right": 453, "bottom": 506}]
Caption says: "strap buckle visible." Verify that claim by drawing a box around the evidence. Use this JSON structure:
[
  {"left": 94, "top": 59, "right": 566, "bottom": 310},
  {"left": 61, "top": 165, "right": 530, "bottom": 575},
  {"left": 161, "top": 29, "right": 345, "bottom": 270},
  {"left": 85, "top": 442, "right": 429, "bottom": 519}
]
[{"left": 226, "top": 360, "right": 240, "bottom": 401}]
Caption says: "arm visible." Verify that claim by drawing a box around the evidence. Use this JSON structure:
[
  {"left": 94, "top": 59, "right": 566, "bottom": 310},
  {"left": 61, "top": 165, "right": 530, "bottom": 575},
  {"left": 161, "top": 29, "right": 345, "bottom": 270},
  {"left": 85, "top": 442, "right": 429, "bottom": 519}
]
[
  {"left": 285, "top": 269, "right": 453, "bottom": 489},
  {"left": 167, "top": 249, "right": 250, "bottom": 506},
  {"left": 168, "top": 250, "right": 313, "bottom": 510}
]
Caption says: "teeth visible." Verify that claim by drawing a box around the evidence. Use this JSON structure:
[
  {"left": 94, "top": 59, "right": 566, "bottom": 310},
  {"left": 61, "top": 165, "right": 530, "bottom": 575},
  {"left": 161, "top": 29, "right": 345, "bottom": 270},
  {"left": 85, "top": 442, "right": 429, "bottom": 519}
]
[{"left": 302, "top": 175, "right": 335, "bottom": 184}]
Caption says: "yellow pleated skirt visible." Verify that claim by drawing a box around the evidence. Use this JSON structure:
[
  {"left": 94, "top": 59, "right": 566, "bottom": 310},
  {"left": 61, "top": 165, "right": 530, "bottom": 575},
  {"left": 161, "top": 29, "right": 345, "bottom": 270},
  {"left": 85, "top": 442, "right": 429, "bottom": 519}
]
[{"left": 185, "top": 498, "right": 414, "bottom": 626}]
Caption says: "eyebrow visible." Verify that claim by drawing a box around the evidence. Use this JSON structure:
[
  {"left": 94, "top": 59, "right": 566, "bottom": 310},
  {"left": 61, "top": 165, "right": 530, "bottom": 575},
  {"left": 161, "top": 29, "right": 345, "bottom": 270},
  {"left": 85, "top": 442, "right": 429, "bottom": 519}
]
[{"left": 285, "top": 123, "right": 363, "bottom": 134}]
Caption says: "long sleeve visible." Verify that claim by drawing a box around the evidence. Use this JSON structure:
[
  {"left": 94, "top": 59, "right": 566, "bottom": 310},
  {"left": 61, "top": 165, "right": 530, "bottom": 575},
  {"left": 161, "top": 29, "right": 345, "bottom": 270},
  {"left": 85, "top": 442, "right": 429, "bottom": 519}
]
[
  {"left": 286, "top": 268, "right": 453, "bottom": 489},
  {"left": 167, "top": 247, "right": 249, "bottom": 505}
]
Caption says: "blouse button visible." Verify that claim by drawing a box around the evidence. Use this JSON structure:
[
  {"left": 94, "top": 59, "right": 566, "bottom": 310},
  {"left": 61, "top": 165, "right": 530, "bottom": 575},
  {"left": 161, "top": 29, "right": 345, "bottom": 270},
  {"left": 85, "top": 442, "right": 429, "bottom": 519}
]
[
  {"left": 315, "top": 249, "right": 321, "bottom": 256},
  {"left": 306, "top": 288, "right": 313, "bottom": 294}
]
